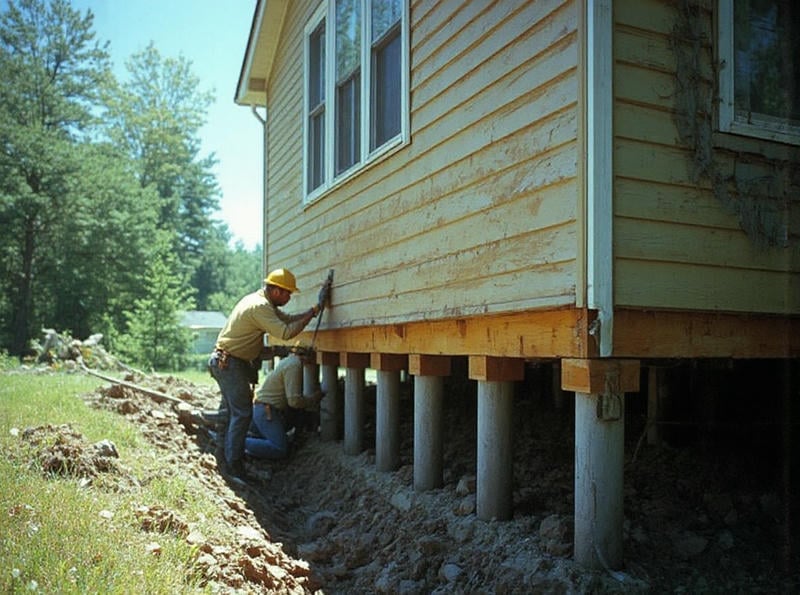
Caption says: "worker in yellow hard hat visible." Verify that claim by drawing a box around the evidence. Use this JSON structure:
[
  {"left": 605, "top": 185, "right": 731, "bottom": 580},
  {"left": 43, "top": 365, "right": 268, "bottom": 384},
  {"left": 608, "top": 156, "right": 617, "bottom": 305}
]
[{"left": 208, "top": 268, "right": 332, "bottom": 483}]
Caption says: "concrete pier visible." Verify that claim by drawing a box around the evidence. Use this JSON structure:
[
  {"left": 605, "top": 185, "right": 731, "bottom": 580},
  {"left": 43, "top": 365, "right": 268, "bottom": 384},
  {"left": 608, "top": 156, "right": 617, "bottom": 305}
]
[
  {"left": 342, "top": 352, "right": 369, "bottom": 456},
  {"left": 562, "top": 358, "right": 640, "bottom": 570},
  {"left": 409, "top": 355, "right": 451, "bottom": 492},
  {"left": 318, "top": 352, "right": 340, "bottom": 441},
  {"left": 574, "top": 389, "right": 625, "bottom": 568},
  {"left": 476, "top": 380, "right": 514, "bottom": 520},
  {"left": 372, "top": 354, "right": 406, "bottom": 472},
  {"left": 469, "top": 356, "right": 524, "bottom": 521}
]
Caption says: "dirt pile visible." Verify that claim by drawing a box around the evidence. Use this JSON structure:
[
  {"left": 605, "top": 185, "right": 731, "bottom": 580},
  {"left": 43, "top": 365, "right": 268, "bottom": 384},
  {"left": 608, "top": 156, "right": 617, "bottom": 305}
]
[{"left": 13, "top": 368, "right": 800, "bottom": 593}]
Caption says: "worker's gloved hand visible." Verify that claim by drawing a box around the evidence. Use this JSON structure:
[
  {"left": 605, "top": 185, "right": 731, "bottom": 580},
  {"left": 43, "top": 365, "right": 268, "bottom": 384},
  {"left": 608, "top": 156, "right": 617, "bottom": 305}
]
[{"left": 317, "top": 281, "right": 331, "bottom": 312}]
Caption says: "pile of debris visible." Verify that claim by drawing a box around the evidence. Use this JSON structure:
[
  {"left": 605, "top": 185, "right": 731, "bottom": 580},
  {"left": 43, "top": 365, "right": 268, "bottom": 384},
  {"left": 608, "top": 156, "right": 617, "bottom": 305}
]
[{"left": 30, "top": 329, "right": 130, "bottom": 371}]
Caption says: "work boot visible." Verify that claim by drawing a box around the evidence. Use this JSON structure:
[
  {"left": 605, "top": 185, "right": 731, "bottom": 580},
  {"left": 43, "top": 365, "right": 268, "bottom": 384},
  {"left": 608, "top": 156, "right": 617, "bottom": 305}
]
[{"left": 226, "top": 459, "right": 249, "bottom": 485}]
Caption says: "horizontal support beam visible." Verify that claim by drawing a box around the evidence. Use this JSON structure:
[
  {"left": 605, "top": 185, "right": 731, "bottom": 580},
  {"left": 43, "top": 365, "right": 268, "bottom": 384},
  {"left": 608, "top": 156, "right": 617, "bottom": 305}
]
[
  {"left": 613, "top": 310, "right": 800, "bottom": 358},
  {"left": 298, "top": 308, "right": 597, "bottom": 359},
  {"left": 562, "top": 359, "right": 640, "bottom": 394},
  {"left": 469, "top": 356, "right": 524, "bottom": 382}
]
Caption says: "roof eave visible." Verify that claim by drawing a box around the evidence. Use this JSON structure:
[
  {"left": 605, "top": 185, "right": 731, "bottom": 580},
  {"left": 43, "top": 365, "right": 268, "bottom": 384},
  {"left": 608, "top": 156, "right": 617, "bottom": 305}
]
[{"left": 235, "top": 0, "right": 289, "bottom": 106}]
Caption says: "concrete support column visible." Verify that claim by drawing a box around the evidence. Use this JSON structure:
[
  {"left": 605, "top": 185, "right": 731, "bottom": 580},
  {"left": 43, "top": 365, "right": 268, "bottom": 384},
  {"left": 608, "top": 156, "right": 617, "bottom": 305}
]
[
  {"left": 470, "top": 356, "right": 524, "bottom": 521},
  {"left": 409, "top": 355, "right": 451, "bottom": 492},
  {"left": 302, "top": 360, "right": 320, "bottom": 396},
  {"left": 342, "top": 352, "right": 370, "bottom": 456},
  {"left": 563, "top": 358, "right": 640, "bottom": 570},
  {"left": 371, "top": 354, "right": 407, "bottom": 472},
  {"left": 318, "top": 352, "right": 340, "bottom": 441}
]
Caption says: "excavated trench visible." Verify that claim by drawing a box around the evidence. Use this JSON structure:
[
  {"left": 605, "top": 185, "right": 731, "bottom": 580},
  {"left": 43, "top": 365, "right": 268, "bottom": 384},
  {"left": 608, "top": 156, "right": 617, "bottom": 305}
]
[{"left": 22, "top": 357, "right": 796, "bottom": 592}]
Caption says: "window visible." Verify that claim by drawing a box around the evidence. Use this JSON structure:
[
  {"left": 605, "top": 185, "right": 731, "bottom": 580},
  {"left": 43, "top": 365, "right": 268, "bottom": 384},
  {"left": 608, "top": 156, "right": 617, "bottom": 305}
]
[
  {"left": 304, "top": 0, "right": 408, "bottom": 199},
  {"left": 718, "top": 0, "right": 800, "bottom": 144}
]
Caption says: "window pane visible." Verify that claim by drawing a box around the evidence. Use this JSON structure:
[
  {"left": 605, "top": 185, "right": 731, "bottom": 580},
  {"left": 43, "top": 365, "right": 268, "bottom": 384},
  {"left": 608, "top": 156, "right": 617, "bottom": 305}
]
[
  {"left": 309, "top": 24, "right": 326, "bottom": 107},
  {"left": 308, "top": 112, "right": 325, "bottom": 191},
  {"left": 308, "top": 22, "right": 326, "bottom": 192},
  {"left": 336, "top": 0, "right": 361, "bottom": 174},
  {"left": 372, "top": 27, "right": 401, "bottom": 149},
  {"left": 336, "top": 0, "right": 360, "bottom": 79},
  {"left": 733, "top": 0, "right": 800, "bottom": 125},
  {"left": 372, "top": 0, "right": 401, "bottom": 43},
  {"left": 336, "top": 74, "right": 361, "bottom": 174}
]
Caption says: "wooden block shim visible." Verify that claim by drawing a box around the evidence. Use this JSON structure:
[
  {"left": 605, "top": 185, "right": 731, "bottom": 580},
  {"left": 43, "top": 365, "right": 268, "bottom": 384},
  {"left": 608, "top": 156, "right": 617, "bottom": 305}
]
[
  {"left": 340, "top": 352, "right": 370, "bottom": 369},
  {"left": 408, "top": 354, "right": 451, "bottom": 377},
  {"left": 468, "top": 356, "right": 525, "bottom": 382},
  {"left": 316, "top": 351, "right": 340, "bottom": 366},
  {"left": 370, "top": 353, "right": 408, "bottom": 371},
  {"left": 561, "top": 358, "right": 640, "bottom": 394}
]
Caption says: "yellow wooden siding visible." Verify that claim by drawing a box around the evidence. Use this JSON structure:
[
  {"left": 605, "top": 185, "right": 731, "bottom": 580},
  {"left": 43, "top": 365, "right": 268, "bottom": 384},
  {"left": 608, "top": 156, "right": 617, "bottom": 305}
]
[
  {"left": 263, "top": 0, "right": 582, "bottom": 327},
  {"left": 613, "top": 0, "right": 800, "bottom": 315}
]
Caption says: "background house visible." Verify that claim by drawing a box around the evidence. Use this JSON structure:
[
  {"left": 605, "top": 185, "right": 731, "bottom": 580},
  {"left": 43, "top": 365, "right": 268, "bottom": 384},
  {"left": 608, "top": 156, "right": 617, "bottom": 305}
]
[
  {"left": 180, "top": 310, "right": 227, "bottom": 354},
  {"left": 235, "top": 0, "right": 798, "bottom": 571}
]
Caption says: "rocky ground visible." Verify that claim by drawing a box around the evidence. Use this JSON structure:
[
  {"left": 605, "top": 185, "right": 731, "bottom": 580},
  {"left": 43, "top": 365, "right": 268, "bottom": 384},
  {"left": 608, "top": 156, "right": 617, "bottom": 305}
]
[{"left": 13, "top": 366, "right": 800, "bottom": 593}]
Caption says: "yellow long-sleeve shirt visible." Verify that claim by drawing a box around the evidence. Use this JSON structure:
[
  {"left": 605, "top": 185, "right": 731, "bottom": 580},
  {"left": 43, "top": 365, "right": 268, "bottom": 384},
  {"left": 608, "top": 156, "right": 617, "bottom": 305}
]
[{"left": 214, "top": 289, "right": 310, "bottom": 361}]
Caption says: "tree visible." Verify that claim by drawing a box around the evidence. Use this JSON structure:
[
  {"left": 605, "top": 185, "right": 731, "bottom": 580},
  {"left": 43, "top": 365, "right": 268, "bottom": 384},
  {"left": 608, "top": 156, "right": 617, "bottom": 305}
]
[
  {"left": 103, "top": 44, "right": 221, "bottom": 282},
  {"left": 0, "top": 0, "right": 113, "bottom": 354},
  {"left": 205, "top": 241, "right": 263, "bottom": 315},
  {"left": 115, "top": 233, "right": 195, "bottom": 371}
]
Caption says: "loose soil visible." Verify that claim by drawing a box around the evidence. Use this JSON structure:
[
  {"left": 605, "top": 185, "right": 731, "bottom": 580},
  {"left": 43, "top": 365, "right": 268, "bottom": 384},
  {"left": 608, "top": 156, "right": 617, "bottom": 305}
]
[{"left": 14, "top": 367, "right": 800, "bottom": 593}]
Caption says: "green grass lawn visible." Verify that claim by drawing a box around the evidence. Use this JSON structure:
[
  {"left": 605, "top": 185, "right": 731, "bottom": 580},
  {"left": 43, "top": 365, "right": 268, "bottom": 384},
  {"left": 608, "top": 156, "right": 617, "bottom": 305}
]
[{"left": 0, "top": 370, "right": 217, "bottom": 593}]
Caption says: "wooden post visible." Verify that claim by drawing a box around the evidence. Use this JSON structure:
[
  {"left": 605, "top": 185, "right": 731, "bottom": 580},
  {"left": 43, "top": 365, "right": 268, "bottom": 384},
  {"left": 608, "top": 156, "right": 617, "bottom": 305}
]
[
  {"left": 470, "top": 356, "right": 524, "bottom": 521},
  {"left": 563, "top": 358, "right": 640, "bottom": 570},
  {"left": 341, "top": 352, "right": 370, "bottom": 456},
  {"left": 371, "top": 353, "right": 407, "bottom": 472},
  {"left": 409, "top": 354, "right": 451, "bottom": 491}
]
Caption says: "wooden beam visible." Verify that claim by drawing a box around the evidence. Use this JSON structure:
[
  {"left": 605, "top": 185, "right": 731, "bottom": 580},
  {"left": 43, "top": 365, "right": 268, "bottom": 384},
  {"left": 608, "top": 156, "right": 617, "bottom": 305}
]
[
  {"left": 408, "top": 354, "right": 451, "bottom": 377},
  {"left": 340, "top": 352, "right": 370, "bottom": 369},
  {"left": 468, "top": 356, "right": 524, "bottom": 382},
  {"left": 299, "top": 308, "right": 597, "bottom": 359},
  {"left": 613, "top": 310, "right": 800, "bottom": 358},
  {"left": 370, "top": 353, "right": 407, "bottom": 372},
  {"left": 561, "top": 359, "right": 640, "bottom": 394}
]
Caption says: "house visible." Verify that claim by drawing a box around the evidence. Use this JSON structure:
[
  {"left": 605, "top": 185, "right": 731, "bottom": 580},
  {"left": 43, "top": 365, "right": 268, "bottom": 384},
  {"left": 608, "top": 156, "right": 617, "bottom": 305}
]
[
  {"left": 236, "top": 0, "right": 799, "bottom": 570},
  {"left": 180, "top": 311, "right": 227, "bottom": 354}
]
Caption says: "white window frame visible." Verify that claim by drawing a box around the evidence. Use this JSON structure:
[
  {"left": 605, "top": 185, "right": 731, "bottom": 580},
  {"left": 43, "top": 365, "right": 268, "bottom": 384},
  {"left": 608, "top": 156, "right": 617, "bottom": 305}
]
[
  {"left": 303, "top": 0, "right": 410, "bottom": 203},
  {"left": 717, "top": 0, "right": 800, "bottom": 145}
]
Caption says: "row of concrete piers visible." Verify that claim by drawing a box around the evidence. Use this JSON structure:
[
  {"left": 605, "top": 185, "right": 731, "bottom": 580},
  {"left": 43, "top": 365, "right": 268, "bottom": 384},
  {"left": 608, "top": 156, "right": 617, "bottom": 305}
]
[{"left": 300, "top": 352, "right": 641, "bottom": 570}]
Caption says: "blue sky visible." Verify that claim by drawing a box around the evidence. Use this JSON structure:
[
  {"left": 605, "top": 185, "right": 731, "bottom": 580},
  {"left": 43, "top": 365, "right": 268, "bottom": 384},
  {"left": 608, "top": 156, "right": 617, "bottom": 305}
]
[{"left": 70, "top": 0, "right": 264, "bottom": 249}]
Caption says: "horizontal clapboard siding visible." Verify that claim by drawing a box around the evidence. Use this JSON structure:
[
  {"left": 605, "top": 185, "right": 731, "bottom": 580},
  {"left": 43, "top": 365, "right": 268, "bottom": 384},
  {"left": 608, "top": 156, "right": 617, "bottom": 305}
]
[
  {"left": 613, "top": 0, "right": 800, "bottom": 315},
  {"left": 263, "top": 0, "right": 581, "bottom": 328}
]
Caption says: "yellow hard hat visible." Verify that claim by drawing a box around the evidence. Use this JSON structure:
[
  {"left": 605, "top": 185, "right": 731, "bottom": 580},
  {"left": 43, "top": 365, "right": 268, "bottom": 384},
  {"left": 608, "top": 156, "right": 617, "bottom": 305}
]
[{"left": 264, "top": 268, "right": 299, "bottom": 293}]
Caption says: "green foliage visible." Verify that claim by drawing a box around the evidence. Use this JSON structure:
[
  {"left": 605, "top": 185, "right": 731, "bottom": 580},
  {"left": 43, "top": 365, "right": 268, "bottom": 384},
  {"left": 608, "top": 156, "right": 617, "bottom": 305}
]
[
  {"left": 116, "top": 235, "right": 196, "bottom": 371},
  {"left": 205, "top": 240, "right": 263, "bottom": 315},
  {"left": 0, "top": 0, "right": 114, "bottom": 352},
  {"left": 0, "top": 372, "right": 220, "bottom": 593},
  {"left": 0, "top": 0, "right": 263, "bottom": 357}
]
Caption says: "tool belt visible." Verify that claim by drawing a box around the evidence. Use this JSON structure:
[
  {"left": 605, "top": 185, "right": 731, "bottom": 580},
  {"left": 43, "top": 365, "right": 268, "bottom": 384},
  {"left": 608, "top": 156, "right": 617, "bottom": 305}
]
[
  {"left": 212, "top": 348, "right": 260, "bottom": 385},
  {"left": 213, "top": 347, "right": 231, "bottom": 370},
  {"left": 257, "top": 402, "right": 286, "bottom": 422}
]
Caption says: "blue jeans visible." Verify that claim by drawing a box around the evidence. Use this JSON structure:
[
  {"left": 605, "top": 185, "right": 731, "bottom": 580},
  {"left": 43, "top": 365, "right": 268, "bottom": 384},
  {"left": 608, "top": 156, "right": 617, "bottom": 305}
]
[
  {"left": 209, "top": 353, "right": 254, "bottom": 465},
  {"left": 245, "top": 403, "right": 290, "bottom": 460}
]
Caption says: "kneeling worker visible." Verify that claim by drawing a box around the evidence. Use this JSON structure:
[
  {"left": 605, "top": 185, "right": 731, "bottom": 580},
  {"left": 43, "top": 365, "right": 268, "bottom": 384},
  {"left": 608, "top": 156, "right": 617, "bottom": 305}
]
[{"left": 246, "top": 345, "right": 324, "bottom": 459}]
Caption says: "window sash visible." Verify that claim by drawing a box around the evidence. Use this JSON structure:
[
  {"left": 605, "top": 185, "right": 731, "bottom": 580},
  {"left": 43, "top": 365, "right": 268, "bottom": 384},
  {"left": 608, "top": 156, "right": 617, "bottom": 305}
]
[
  {"left": 304, "top": 0, "right": 408, "bottom": 202},
  {"left": 718, "top": 0, "right": 800, "bottom": 144},
  {"left": 306, "top": 20, "right": 327, "bottom": 194}
]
